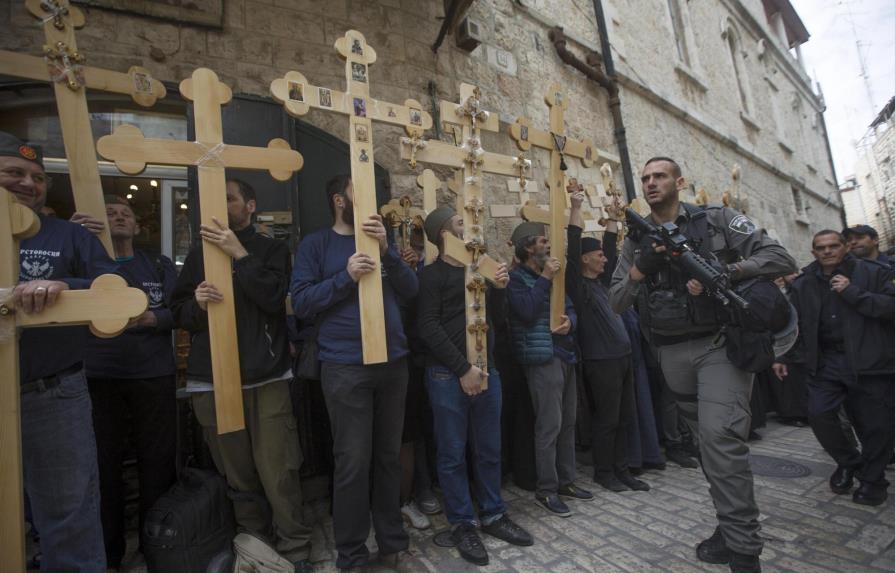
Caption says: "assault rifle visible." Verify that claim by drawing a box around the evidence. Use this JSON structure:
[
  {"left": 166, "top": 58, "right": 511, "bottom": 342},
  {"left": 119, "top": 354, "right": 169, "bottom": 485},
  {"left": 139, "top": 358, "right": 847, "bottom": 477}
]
[{"left": 625, "top": 208, "right": 749, "bottom": 310}]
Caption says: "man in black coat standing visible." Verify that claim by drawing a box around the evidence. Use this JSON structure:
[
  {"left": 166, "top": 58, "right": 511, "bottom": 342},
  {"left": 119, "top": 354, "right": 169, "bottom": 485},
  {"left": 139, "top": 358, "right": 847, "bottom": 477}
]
[{"left": 788, "top": 229, "right": 895, "bottom": 506}]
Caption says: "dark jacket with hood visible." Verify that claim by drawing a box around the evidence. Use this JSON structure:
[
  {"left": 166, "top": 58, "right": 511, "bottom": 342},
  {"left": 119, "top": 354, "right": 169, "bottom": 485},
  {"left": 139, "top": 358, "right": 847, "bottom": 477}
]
[{"left": 171, "top": 225, "right": 291, "bottom": 385}]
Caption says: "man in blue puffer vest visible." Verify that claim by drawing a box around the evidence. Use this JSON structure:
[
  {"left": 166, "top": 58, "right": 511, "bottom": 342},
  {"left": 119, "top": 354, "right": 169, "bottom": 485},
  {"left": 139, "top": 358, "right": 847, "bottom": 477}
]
[{"left": 507, "top": 221, "right": 591, "bottom": 517}]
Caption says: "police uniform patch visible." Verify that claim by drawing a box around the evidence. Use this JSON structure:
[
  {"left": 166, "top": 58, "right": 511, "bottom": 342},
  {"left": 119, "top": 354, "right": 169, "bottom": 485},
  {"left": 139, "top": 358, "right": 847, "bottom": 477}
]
[
  {"left": 19, "top": 144, "right": 37, "bottom": 160},
  {"left": 728, "top": 214, "right": 756, "bottom": 235}
]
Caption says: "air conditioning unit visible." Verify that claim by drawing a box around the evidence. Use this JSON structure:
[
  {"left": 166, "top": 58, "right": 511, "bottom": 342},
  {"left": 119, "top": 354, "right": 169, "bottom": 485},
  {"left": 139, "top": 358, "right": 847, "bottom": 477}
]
[{"left": 456, "top": 17, "right": 482, "bottom": 52}]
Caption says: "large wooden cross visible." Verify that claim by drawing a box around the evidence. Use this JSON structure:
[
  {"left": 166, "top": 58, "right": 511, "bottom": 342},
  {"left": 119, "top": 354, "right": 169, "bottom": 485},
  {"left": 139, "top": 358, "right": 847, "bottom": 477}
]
[
  {"left": 0, "top": 0, "right": 167, "bottom": 255},
  {"left": 270, "top": 30, "right": 433, "bottom": 365},
  {"left": 508, "top": 82, "right": 606, "bottom": 329},
  {"left": 96, "top": 68, "right": 304, "bottom": 434},
  {"left": 0, "top": 188, "right": 147, "bottom": 572},
  {"left": 399, "top": 83, "right": 529, "bottom": 384}
]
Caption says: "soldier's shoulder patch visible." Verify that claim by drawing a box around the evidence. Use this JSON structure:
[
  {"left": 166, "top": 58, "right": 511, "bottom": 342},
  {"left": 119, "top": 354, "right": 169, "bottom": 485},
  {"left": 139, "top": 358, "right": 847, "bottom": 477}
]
[{"left": 728, "top": 214, "right": 756, "bottom": 235}]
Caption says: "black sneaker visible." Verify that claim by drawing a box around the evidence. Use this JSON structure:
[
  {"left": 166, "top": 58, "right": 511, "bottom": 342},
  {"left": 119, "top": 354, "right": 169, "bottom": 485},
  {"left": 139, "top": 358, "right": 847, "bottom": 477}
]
[
  {"left": 615, "top": 471, "right": 650, "bottom": 491},
  {"left": 696, "top": 526, "right": 731, "bottom": 564},
  {"left": 534, "top": 494, "right": 571, "bottom": 517},
  {"left": 666, "top": 447, "right": 698, "bottom": 468},
  {"left": 293, "top": 560, "right": 314, "bottom": 573},
  {"left": 729, "top": 550, "right": 761, "bottom": 573},
  {"left": 594, "top": 474, "right": 628, "bottom": 492},
  {"left": 558, "top": 483, "right": 594, "bottom": 501},
  {"left": 642, "top": 461, "right": 667, "bottom": 471},
  {"left": 481, "top": 514, "right": 533, "bottom": 546},
  {"left": 450, "top": 523, "right": 488, "bottom": 566}
]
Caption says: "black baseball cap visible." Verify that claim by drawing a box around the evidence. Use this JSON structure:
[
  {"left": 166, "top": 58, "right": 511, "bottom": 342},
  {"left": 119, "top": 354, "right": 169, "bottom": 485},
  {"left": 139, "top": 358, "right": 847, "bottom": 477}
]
[{"left": 843, "top": 224, "right": 878, "bottom": 240}]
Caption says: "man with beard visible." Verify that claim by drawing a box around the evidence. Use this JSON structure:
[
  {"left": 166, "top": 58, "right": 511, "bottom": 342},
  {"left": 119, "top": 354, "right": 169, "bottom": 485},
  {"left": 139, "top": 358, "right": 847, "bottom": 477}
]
[
  {"left": 844, "top": 224, "right": 891, "bottom": 265},
  {"left": 787, "top": 230, "right": 895, "bottom": 506},
  {"left": 171, "top": 178, "right": 313, "bottom": 572},
  {"left": 416, "top": 207, "right": 533, "bottom": 566},
  {"left": 609, "top": 157, "right": 796, "bottom": 573},
  {"left": 85, "top": 196, "right": 177, "bottom": 570},
  {"left": 507, "top": 221, "right": 590, "bottom": 517},
  {"left": 290, "top": 175, "right": 420, "bottom": 572},
  {"left": 3, "top": 130, "right": 116, "bottom": 572}
]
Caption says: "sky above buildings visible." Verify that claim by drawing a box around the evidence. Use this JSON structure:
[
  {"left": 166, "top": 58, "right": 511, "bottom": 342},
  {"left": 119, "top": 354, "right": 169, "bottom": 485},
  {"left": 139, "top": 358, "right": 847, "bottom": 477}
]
[{"left": 793, "top": 0, "right": 895, "bottom": 182}]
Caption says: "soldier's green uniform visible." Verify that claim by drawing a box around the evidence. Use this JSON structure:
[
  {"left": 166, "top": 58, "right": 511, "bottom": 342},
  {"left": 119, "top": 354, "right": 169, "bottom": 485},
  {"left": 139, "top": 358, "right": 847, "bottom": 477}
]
[{"left": 609, "top": 203, "right": 796, "bottom": 557}]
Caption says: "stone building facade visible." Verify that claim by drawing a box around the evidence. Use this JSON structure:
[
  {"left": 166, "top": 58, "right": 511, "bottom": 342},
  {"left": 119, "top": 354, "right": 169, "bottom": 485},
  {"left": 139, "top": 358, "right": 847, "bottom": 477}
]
[
  {"left": 0, "top": 0, "right": 841, "bottom": 264},
  {"left": 852, "top": 96, "right": 895, "bottom": 250}
]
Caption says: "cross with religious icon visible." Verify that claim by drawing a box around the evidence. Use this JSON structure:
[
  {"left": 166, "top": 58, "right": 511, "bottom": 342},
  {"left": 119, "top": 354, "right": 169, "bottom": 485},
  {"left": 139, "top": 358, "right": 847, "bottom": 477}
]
[
  {"left": 96, "top": 68, "right": 304, "bottom": 434},
  {"left": 270, "top": 30, "right": 433, "bottom": 365},
  {"left": 0, "top": 0, "right": 168, "bottom": 255},
  {"left": 0, "top": 188, "right": 148, "bottom": 572}
]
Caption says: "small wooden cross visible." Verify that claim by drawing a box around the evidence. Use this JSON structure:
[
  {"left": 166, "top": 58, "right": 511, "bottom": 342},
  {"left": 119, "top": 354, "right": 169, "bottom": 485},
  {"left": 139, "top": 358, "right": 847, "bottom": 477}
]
[
  {"left": 0, "top": 188, "right": 147, "bottom": 572},
  {"left": 380, "top": 195, "right": 426, "bottom": 253},
  {"left": 509, "top": 83, "right": 619, "bottom": 329},
  {"left": 270, "top": 30, "right": 433, "bottom": 365},
  {"left": 399, "top": 83, "right": 528, "bottom": 384},
  {"left": 97, "top": 68, "right": 304, "bottom": 434},
  {"left": 0, "top": 0, "right": 168, "bottom": 255}
]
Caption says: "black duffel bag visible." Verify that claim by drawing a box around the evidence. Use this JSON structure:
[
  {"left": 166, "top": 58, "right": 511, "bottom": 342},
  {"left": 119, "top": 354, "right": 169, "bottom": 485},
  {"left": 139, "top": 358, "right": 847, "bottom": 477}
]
[
  {"left": 143, "top": 466, "right": 236, "bottom": 573},
  {"left": 725, "top": 278, "right": 794, "bottom": 373}
]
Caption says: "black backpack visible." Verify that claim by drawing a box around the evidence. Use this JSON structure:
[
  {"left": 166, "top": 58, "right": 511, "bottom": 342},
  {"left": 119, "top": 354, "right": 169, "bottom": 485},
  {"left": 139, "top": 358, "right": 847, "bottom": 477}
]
[{"left": 142, "top": 467, "right": 236, "bottom": 573}]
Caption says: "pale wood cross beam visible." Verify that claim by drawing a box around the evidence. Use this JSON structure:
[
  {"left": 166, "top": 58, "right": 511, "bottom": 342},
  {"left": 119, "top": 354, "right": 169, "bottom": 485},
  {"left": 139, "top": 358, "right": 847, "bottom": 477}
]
[
  {"left": 0, "top": 188, "right": 147, "bottom": 572},
  {"left": 399, "top": 83, "right": 528, "bottom": 385},
  {"left": 508, "top": 82, "right": 618, "bottom": 329},
  {"left": 270, "top": 30, "right": 433, "bottom": 365},
  {"left": 416, "top": 169, "right": 444, "bottom": 264},
  {"left": 721, "top": 164, "right": 747, "bottom": 213},
  {"left": 518, "top": 178, "right": 602, "bottom": 233},
  {"left": 0, "top": 0, "right": 168, "bottom": 256},
  {"left": 96, "top": 68, "right": 304, "bottom": 434}
]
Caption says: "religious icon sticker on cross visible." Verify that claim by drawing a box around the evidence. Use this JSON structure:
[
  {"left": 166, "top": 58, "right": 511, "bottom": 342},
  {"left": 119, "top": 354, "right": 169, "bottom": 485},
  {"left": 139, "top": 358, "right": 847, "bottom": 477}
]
[{"left": 270, "top": 30, "right": 433, "bottom": 365}]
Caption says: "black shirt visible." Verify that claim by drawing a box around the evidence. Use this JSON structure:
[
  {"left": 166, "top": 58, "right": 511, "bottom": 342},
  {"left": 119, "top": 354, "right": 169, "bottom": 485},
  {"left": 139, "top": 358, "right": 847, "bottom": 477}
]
[{"left": 816, "top": 271, "right": 844, "bottom": 346}]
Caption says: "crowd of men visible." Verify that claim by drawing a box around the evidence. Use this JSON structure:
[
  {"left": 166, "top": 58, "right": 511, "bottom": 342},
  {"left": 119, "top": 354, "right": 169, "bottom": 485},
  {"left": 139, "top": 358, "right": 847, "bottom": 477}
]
[{"left": 5, "top": 127, "right": 894, "bottom": 573}]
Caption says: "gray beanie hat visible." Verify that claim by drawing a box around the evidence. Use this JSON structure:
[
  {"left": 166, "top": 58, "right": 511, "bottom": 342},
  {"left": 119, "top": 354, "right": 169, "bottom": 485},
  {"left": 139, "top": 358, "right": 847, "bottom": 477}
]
[
  {"left": 424, "top": 206, "right": 456, "bottom": 245},
  {"left": 510, "top": 221, "right": 546, "bottom": 247}
]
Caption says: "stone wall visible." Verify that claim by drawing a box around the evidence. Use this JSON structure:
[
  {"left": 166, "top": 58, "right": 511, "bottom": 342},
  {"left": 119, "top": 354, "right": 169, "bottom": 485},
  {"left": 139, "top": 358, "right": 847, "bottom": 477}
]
[{"left": 0, "top": 0, "right": 841, "bottom": 264}]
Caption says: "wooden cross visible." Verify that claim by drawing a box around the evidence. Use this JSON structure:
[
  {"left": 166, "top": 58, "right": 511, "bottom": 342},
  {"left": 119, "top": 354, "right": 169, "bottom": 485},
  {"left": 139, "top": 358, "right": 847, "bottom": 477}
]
[
  {"left": 415, "top": 169, "right": 443, "bottom": 264},
  {"left": 399, "top": 83, "right": 528, "bottom": 384},
  {"left": 270, "top": 30, "right": 433, "bottom": 365},
  {"left": 380, "top": 195, "right": 425, "bottom": 253},
  {"left": 508, "top": 82, "right": 613, "bottom": 329},
  {"left": 722, "top": 164, "right": 746, "bottom": 213},
  {"left": 0, "top": 188, "right": 147, "bottom": 572},
  {"left": 96, "top": 68, "right": 304, "bottom": 434},
  {"left": 0, "top": 0, "right": 168, "bottom": 256},
  {"left": 518, "top": 178, "right": 602, "bottom": 233}
]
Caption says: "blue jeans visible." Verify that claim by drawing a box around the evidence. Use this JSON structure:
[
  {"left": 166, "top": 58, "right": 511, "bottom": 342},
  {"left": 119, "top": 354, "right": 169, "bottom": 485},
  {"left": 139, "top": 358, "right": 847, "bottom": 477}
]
[
  {"left": 425, "top": 366, "right": 505, "bottom": 526},
  {"left": 21, "top": 368, "right": 105, "bottom": 573}
]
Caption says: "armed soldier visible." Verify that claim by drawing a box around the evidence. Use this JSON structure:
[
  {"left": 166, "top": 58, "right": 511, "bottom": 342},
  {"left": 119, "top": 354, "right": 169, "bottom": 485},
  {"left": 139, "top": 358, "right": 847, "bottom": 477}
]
[{"left": 609, "top": 157, "right": 796, "bottom": 573}]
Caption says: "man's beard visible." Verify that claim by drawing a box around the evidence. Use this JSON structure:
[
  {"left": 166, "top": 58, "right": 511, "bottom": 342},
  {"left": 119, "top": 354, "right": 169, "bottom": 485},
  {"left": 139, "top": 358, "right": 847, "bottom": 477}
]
[
  {"left": 341, "top": 195, "right": 354, "bottom": 226},
  {"left": 533, "top": 251, "right": 548, "bottom": 269}
]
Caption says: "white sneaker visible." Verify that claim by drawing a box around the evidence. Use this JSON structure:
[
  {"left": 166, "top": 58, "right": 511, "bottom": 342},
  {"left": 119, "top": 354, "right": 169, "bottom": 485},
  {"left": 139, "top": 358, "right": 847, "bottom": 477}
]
[{"left": 400, "top": 501, "right": 431, "bottom": 529}]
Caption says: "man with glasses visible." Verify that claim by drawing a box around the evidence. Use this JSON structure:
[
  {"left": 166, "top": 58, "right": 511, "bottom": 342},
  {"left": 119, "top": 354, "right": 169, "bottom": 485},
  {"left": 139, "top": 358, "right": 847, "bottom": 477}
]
[{"left": 2, "top": 130, "right": 116, "bottom": 573}]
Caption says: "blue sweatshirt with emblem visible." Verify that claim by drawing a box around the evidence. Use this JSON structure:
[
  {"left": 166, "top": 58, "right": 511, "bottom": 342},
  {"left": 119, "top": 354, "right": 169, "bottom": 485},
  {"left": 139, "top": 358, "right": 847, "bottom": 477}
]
[
  {"left": 85, "top": 250, "right": 177, "bottom": 379},
  {"left": 18, "top": 215, "right": 119, "bottom": 383},
  {"left": 290, "top": 227, "right": 418, "bottom": 365}
]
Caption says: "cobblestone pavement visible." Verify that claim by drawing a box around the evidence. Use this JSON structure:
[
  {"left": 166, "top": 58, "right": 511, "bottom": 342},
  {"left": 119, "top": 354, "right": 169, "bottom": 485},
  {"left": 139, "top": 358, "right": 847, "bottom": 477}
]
[{"left": 112, "top": 418, "right": 893, "bottom": 573}]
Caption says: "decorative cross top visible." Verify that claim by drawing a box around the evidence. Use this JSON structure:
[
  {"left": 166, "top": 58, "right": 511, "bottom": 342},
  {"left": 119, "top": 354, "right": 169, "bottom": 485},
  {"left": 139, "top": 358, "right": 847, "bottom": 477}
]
[
  {"left": 270, "top": 30, "right": 433, "bottom": 365},
  {"left": 509, "top": 82, "right": 613, "bottom": 329},
  {"left": 98, "top": 68, "right": 304, "bottom": 434},
  {"left": 0, "top": 0, "right": 168, "bottom": 255},
  {"left": 0, "top": 188, "right": 147, "bottom": 571},
  {"left": 380, "top": 195, "right": 426, "bottom": 253}
]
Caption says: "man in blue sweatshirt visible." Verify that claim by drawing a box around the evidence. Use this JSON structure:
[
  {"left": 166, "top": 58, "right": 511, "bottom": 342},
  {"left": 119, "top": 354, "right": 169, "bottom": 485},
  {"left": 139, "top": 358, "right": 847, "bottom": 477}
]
[
  {"left": 84, "top": 196, "right": 177, "bottom": 569},
  {"left": 507, "top": 221, "right": 589, "bottom": 517},
  {"left": 291, "top": 175, "right": 420, "bottom": 572},
  {"left": 4, "top": 131, "right": 116, "bottom": 573}
]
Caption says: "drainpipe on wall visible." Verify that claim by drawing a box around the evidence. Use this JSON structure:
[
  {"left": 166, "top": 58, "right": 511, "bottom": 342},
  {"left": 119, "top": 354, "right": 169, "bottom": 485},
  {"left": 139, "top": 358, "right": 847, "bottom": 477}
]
[{"left": 548, "top": 20, "right": 636, "bottom": 202}]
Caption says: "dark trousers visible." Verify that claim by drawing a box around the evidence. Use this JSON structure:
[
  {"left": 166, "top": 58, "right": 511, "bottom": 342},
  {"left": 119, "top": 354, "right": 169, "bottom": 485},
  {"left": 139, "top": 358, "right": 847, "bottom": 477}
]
[
  {"left": 769, "top": 363, "right": 808, "bottom": 420},
  {"left": 88, "top": 375, "right": 177, "bottom": 567},
  {"left": 807, "top": 353, "right": 895, "bottom": 487},
  {"left": 321, "top": 359, "right": 409, "bottom": 569},
  {"left": 584, "top": 357, "right": 635, "bottom": 478}
]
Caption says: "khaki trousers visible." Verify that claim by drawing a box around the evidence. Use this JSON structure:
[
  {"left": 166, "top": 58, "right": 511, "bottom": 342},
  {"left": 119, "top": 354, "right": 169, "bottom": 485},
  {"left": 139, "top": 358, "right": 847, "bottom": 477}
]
[
  {"left": 657, "top": 335, "right": 762, "bottom": 556},
  {"left": 192, "top": 379, "right": 312, "bottom": 562}
]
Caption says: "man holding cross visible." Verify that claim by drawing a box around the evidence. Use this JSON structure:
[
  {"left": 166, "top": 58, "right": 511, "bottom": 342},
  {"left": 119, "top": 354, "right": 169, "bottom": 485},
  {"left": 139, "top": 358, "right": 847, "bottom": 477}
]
[
  {"left": 171, "top": 178, "right": 313, "bottom": 572},
  {"left": 507, "top": 221, "right": 591, "bottom": 517},
  {"left": 291, "top": 175, "right": 420, "bottom": 572},
  {"left": 417, "top": 206, "right": 533, "bottom": 566},
  {"left": 3, "top": 130, "right": 117, "bottom": 573}
]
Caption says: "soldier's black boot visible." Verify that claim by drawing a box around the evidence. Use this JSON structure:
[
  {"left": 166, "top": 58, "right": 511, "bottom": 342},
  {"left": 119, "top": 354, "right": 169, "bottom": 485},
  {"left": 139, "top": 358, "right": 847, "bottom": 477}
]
[
  {"left": 728, "top": 551, "right": 761, "bottom": 573},
  {"left": 696, "top": 526, "right": 731, "bottom": 564}
]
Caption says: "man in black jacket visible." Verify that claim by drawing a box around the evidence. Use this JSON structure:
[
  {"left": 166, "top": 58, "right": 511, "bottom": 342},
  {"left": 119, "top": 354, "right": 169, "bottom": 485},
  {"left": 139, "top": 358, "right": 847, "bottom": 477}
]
[
  {"left": 566, "top": 184, "right": 646, "bottom": 493},
  {"left": 170, "top": 179, "right": 313, "bottom": 571},
  {"left": 788, "top": 230, "right": 895, "bottom": 506},
  {"left": 416, "top": 207, "right": 532, "bottom": 566}
]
